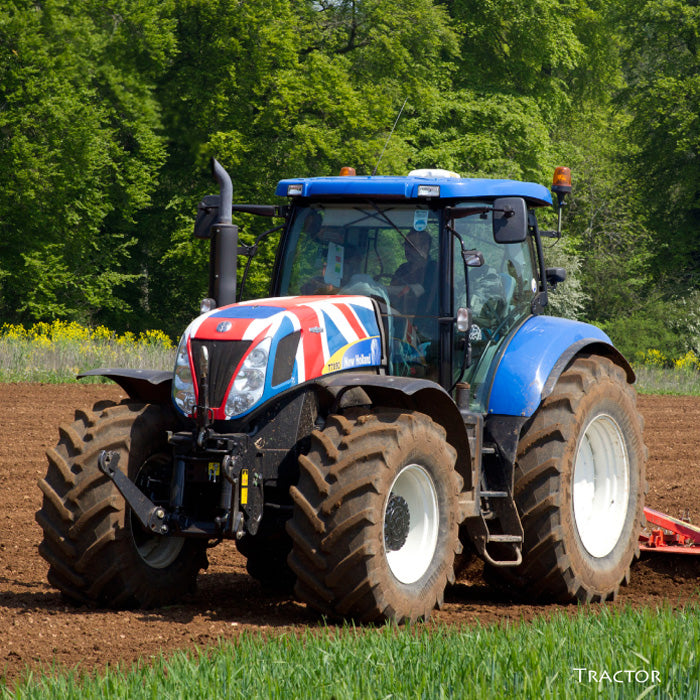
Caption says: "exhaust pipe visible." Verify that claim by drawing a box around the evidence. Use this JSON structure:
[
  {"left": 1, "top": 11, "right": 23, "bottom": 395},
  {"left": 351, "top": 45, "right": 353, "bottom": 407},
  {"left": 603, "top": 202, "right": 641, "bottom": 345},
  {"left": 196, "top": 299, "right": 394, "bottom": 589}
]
[{"left": 209, "top": 158, "right": 238, "bottom": 307}]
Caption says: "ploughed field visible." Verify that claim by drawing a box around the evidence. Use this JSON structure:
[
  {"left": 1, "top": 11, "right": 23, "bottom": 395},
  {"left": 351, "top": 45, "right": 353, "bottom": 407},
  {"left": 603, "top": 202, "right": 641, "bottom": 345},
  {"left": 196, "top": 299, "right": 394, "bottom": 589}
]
[{"left": 1, "top": 384, "right": 698, "bottom": 680}]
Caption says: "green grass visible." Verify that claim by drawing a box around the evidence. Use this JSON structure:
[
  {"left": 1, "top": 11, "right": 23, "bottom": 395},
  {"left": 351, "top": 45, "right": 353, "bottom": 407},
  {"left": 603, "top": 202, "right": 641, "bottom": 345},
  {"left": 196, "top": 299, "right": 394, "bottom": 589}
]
[
  {"left": 4, "top": 605, "right": 700, "bottom": 699},
  {"left": 634, "top": 366, "right": 700, "bottom": 396}
]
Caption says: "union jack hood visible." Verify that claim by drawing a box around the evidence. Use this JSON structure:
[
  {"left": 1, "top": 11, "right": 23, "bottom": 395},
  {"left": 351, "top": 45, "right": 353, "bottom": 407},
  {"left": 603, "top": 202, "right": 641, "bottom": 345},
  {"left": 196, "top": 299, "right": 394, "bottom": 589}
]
[{"left": 179, "top": 295, "right": 383, "bottom": 419}]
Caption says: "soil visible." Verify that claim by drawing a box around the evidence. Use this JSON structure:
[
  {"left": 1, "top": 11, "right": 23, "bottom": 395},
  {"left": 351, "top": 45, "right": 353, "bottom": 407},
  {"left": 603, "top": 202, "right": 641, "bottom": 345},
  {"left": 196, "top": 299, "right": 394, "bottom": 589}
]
[{"left": 1, "top": 384, "right": 699, "bottom": 682}]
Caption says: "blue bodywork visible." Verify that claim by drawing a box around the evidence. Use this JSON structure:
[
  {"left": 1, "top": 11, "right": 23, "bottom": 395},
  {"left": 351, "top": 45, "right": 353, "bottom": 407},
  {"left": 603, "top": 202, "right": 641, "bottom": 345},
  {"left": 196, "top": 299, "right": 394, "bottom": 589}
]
[
  {"left": 276, "top": 175, "right": 553, "bottom": 207},
  {"left": 487, "top": 316, "right": 615, "bottom": 417}
]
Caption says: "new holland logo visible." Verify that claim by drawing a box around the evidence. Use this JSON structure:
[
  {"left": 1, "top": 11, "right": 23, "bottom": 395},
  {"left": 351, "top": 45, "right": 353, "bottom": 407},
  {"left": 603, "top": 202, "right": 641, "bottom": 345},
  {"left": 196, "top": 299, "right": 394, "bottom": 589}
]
[{"left": 216, "top": 321, "right": 232, "bottom": 333}]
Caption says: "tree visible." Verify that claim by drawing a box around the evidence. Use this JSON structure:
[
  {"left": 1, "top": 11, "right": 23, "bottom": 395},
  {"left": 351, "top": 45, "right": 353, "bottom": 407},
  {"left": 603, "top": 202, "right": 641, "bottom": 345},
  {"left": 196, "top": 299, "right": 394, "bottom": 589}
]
[
  {"left": 0, "top": 0, "right": 175, "bottom": 325},
  {"left": 615, "top": 0, "right": 700, "bottom": 286}
]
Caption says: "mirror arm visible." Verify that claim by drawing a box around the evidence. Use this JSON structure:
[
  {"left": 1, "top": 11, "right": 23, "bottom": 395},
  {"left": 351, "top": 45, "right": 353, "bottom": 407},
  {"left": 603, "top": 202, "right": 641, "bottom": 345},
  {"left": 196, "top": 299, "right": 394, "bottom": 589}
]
[{"left": 237, "top": 223, "right": 286, "bottom": 302}]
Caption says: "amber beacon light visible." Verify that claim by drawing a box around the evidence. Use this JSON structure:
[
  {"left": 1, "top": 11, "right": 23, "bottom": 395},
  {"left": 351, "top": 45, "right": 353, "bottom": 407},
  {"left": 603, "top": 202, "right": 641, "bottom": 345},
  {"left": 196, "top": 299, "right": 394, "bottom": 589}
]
[
  {"left": 551, "top": 166, "right": 571, "bottom": 237},
  {"left": 339, "top": 166, "right": 357, "bottom": 176},
  {"left": 552, "top": 166, "right": 572, "bottom": 194}
]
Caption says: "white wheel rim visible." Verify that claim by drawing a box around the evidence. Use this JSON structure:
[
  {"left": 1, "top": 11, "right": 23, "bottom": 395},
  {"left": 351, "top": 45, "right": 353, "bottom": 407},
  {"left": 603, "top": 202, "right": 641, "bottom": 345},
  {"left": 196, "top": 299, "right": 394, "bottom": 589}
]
[
  {"left": 383, "top": 464, "right": 439, "bottom": 584},
  {"left": 135, "top": 534, "right": 185, "bottom": 569},
  {"left": 572, "top": 414, "right": 630, "bottom": 558},
  {"left": 132, "top": 455, "right": 185, "bottom": 569}
]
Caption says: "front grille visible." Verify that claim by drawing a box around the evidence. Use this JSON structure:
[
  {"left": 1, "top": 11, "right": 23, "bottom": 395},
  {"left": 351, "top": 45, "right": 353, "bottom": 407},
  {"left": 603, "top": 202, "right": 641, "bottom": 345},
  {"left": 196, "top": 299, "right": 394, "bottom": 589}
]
[{"left": 190, "top": 339, "right": 252, "bottom": 407}]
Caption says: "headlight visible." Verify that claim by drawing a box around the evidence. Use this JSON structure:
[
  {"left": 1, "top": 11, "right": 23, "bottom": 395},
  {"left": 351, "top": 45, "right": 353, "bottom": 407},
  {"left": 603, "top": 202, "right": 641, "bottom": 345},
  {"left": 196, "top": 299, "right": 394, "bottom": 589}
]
[
  {"left": 224, "top": 337, "right": 271, "bottom": 418},
  {"left": 172, "top": 332, "right": 196, "bottom": 416}
]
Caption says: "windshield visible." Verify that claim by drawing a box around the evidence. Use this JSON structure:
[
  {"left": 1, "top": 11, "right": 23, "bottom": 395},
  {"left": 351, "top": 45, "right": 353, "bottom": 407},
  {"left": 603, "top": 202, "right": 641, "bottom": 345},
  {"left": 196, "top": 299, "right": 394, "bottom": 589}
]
[
  {"left": 277, "top": 204, "right": 441, "bottom": 381},
  {"left": 276, "top": 200, "right": 538, "bottom": 399}
]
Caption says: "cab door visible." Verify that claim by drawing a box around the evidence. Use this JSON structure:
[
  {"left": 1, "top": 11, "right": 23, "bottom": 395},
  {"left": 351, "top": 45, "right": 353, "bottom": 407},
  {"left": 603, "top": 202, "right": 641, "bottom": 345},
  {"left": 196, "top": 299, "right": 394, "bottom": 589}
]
[{"left": 451, "top": 203, "right": 539, "bottom": 411}]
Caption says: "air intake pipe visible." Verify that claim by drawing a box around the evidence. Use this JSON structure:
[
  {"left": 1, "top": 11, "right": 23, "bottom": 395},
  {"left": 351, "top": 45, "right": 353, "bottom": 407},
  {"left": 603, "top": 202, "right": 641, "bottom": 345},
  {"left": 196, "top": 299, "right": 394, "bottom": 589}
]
[{"left": 209, "top": 158, "right": 238, "bottom": 308}]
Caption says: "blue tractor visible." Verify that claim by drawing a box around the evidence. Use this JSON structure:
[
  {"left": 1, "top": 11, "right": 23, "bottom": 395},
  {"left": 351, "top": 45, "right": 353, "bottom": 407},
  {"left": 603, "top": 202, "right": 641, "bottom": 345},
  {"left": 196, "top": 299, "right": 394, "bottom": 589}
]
[{"left": 36, "top": 161, "right": 646, "bottom": 622}]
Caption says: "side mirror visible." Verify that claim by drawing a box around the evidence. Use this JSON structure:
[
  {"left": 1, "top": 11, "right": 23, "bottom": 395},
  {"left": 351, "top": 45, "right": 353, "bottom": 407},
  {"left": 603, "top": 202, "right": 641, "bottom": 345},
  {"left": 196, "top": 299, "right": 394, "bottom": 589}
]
[
  {"left": 194, "top": 194, "right": 220, "bottom": 239},
  {"left": 462, "top": 249, "right": 484, "bottom": 268},
  {"left": 493, "top": 197, "right": 528, "bottom": 244},
  {"left": 545, "top": 267, "right": 567, "bottom": 289}
]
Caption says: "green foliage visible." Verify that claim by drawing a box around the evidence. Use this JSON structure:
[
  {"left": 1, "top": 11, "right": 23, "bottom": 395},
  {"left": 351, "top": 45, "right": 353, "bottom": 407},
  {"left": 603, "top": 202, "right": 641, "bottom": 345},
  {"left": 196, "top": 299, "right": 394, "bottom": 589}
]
[
  {"left": 597, "top": 292, "right": 699, "bottom": 360},
  {"left": 0, "top": 0, "right": 175, "bottom": 326},
  {"left": 446, "top": 0, "right": 585, "bottom": 105},
  {"left": 615, "top": 0, "right": 700, "bottom": 283},
  {"left": 543, "top": 240, "right": 589, "bottom": 321}
]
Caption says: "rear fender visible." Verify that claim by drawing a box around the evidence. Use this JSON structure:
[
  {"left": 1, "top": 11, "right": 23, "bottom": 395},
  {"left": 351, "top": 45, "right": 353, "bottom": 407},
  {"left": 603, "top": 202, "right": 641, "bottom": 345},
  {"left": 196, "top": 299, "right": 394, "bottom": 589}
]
[
  {"left": 486, "top": 316, "right": 634, "bottom": 418},
  {"left": 315, "top": 373, "right": 471, "bottom": 489},
  {"left": 78, "top": 368, "right": 172, "bottom": 405}
]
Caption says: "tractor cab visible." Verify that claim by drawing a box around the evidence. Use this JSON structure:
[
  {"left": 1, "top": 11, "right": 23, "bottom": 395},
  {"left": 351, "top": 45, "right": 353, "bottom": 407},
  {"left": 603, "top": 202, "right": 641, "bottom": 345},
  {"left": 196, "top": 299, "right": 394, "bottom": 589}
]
[{"left": 273, "top": 169, "right": 554, "bottom": 411}]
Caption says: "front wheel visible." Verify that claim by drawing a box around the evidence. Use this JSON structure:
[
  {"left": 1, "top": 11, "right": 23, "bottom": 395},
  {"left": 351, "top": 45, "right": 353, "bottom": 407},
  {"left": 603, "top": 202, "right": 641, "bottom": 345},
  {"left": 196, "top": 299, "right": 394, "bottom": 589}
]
[
  {"left": 503, "top": 355, "right": 647, "bottom": 602},
  {"left": 286, "top": 409, "right": 462, "bottom": 623},
  {"left": 36, "top": 401, "right": 208, "bottom": 608}
]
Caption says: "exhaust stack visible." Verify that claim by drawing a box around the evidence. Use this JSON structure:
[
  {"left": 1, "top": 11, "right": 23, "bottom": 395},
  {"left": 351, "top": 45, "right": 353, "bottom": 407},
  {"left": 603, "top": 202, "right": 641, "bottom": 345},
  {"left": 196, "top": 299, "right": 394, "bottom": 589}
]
[{"left": 209, "top": 158, "right": 238, "bottom": 307}]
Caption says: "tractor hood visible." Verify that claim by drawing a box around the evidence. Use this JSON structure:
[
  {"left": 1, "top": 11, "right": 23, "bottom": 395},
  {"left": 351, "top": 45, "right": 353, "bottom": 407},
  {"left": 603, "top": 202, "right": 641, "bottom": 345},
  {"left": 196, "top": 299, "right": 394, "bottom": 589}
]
[{"left": 173, "top": 295, "right": 383, "bottom": 420}]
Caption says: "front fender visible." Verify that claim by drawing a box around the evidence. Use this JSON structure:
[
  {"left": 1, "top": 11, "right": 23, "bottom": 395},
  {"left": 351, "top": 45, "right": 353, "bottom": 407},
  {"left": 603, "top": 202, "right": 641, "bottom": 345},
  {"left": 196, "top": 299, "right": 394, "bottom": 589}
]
[
  {"left": 487, "top": 316, "right": 634, "bottom": 417},
  {"left": 315, "top": 373, "right": 472, "bottom": 489},
  {"left": 78, "top": 368, "right": 172, "bottom": 404}
]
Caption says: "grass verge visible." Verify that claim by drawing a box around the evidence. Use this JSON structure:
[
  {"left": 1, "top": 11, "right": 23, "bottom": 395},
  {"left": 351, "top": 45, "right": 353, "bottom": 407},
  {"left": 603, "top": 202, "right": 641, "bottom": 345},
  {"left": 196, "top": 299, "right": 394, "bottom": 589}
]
[
  {"left": 0, "top": 321, "right": 174, "bottom": 383},
  {"left": 4, "top": 605, "right": 700, "bottom": 699},
  {"left": 634, "top": 366, "right": 700, "bottom": 396}
]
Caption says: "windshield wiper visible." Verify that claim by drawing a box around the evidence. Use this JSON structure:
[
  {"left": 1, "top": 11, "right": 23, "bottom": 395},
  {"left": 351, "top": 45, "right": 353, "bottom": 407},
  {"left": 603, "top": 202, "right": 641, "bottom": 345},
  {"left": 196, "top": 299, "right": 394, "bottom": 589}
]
[
  {"left": 359, "top": 202, "right": 426, "bottom": 259},
  {"left": 444, "top": 205, "right": 493, "bottom": 220}
]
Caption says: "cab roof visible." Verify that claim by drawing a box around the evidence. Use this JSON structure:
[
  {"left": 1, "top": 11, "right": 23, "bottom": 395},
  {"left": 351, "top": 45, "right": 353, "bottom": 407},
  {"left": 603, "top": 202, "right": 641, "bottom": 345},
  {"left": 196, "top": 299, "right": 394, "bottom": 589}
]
[{"left": 275, "top": 174, "right": 553, "bottom": 207}]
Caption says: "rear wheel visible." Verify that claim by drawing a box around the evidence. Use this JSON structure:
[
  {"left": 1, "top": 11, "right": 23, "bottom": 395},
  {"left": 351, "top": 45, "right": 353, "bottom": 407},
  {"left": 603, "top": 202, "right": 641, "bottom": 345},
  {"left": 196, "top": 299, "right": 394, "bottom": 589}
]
[
  {"left": 287, "top": 409, "right": 462, "bottom": 622},
  {"left": 503, "top": 355, "right": 646, "bottom": 602},
  {"left": 36, "top": 401, "right": 208, "bottom": 608}
]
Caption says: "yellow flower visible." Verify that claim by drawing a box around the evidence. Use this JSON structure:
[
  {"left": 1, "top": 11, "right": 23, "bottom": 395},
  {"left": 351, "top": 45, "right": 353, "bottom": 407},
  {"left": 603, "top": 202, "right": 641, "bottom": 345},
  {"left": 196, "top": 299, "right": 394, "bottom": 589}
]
[
  {"left": 91, "top": 325, "right": 113, "bottom": 343},
  {"left": 674, "top": 350, "right": 700, "bottom": 372},
  {"left": 637, "top": 348, "right": 667, "bottom": 368},
  {"left": 138, "top": 329, "right": 175, "bottom": 349}
]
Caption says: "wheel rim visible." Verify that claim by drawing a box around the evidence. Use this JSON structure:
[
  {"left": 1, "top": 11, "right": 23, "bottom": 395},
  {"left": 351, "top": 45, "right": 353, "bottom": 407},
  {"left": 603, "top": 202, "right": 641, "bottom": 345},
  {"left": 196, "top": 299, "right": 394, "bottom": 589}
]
[
  {"left": 131, "top": 455, "right": 185, "bottom": 569},
  {"left": 572, "top": 414, "right": 630, "bottom": 558},
  {"left": 133, "top": 530, "right": 184, "bottom": 569},
  {"left": 383, "top": 464, "right": 439, "bottom": 584}
]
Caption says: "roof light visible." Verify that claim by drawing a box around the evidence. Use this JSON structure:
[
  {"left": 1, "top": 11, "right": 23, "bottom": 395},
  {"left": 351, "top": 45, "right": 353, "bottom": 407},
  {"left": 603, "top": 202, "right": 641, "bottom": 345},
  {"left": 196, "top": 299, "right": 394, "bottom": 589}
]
[
  {"left": 417, "top": 185, "right": 440, "bottom": 198},
  {"left": 409, "top": 168, "right": 461, "bottom": 179},
  {"left": 339, "top": 166, "right": 356, "bottom": 176},
  {"left": 552, "top": 167, "right": 572, "bottom": 194},
  {"left": 287, "top": 184, "right": 303, "bottom": 196}
]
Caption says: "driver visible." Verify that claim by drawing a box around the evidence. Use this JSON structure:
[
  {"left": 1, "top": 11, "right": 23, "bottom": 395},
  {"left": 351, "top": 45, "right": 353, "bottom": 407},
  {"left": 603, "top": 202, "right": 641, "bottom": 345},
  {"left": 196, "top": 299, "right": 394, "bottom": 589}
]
[{"left": 390, "top": 228, "right": 436, "bottom": 314}]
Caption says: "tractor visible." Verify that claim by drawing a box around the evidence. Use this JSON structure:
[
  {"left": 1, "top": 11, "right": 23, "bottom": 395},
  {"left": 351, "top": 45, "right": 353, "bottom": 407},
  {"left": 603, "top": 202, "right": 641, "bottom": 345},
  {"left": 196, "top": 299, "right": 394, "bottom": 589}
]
[{"left": 36, "top": 160, "right": 647, "bottom": 622}]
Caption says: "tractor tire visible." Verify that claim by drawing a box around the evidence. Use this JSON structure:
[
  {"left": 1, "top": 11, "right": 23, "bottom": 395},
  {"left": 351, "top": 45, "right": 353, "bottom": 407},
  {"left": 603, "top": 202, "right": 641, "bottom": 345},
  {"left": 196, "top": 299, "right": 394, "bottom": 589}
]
[
  {"left": 36, "top": 401, "right": 208, "bottom": 608},
  {"left": 500, "top": 354, "right": 646, "bottom": 602},
  {"left": 236, "top": 524, "right": 295, "bottom": 591},
  {"left": 286, "top": 408, "right": 462, "bottom": 623}
]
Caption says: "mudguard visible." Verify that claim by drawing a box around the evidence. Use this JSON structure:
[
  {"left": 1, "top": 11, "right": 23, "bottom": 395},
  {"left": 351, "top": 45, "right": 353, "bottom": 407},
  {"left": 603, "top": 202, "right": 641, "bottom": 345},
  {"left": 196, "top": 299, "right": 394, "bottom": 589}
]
[
  {"left": 78, "top": 368, "right": 172, "bottom": 404},
  {"left": 486, "top": 316, "right": 634, "bottom": 418},
  {"left": 316, "top": 372, "right": 472, "bottom": 489}
]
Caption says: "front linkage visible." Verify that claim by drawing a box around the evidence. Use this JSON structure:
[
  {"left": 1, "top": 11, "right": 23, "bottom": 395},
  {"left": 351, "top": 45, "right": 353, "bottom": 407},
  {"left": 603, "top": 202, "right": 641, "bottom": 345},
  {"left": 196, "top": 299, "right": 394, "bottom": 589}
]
[{"left": 99, "top": 427, "right": 265, "bottom": 542}]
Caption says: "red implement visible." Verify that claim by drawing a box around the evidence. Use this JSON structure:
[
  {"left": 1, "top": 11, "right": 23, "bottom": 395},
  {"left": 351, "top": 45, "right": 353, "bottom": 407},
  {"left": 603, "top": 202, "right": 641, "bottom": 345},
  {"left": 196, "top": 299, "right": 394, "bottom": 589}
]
[{"left": 639, "top": 507, "right": 700, "bottom": 554}]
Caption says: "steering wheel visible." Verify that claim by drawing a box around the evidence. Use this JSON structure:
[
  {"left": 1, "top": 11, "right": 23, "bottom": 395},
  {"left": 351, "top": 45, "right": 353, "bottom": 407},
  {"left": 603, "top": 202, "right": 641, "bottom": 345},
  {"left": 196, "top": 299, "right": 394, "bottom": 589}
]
[{"left": 340, "top": 275, "right": 392, "bottom": 306}]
